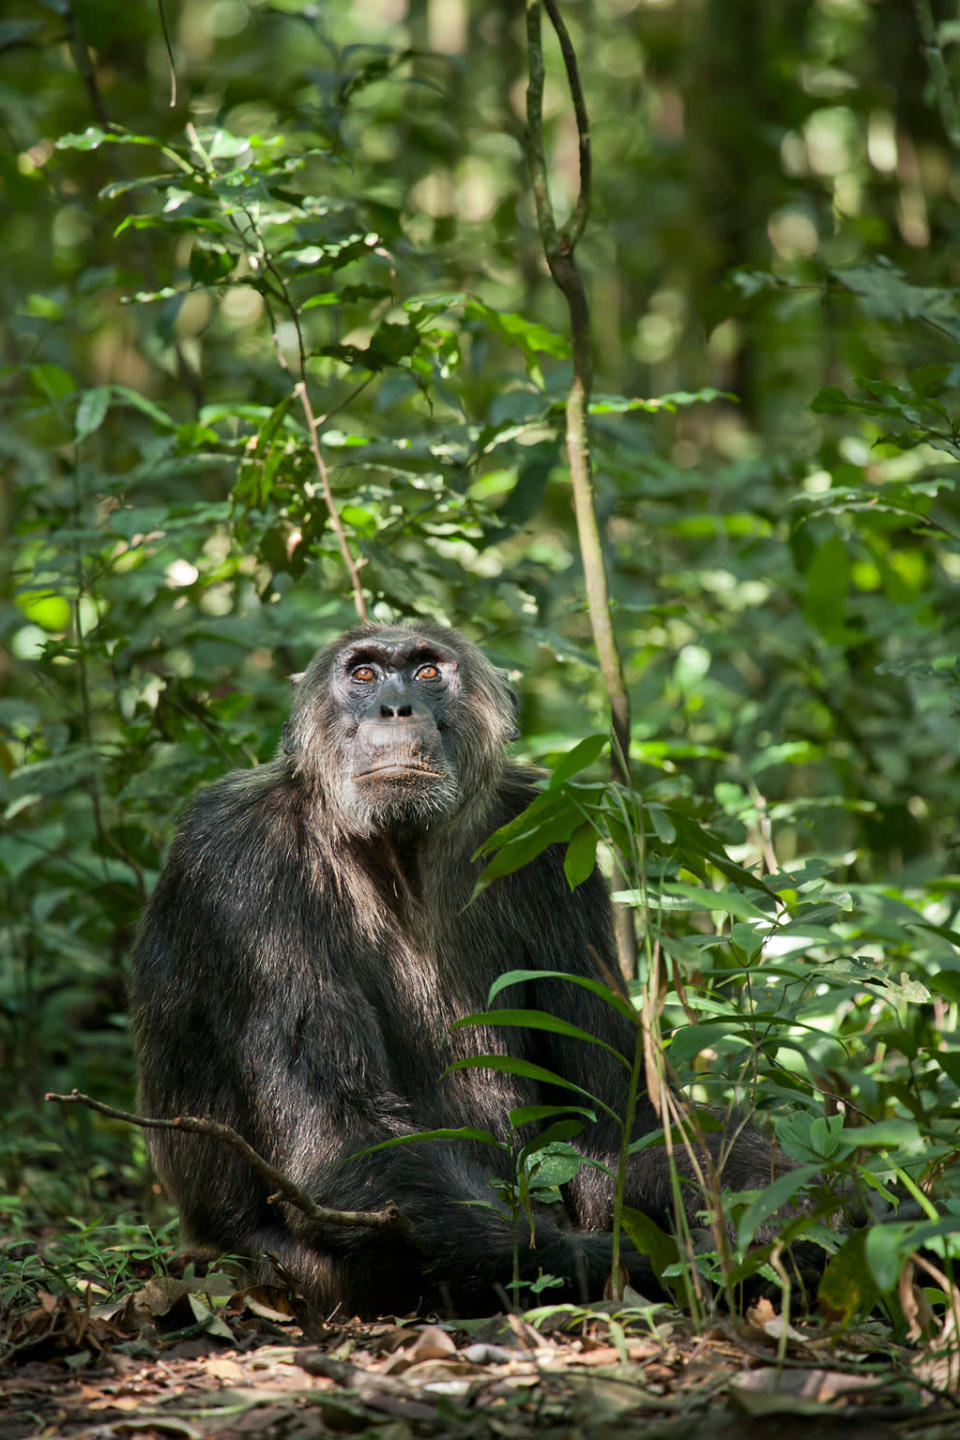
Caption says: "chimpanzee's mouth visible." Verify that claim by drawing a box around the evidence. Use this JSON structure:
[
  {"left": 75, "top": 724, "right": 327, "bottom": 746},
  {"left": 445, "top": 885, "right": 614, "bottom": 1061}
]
[{"left": 354, "top": 763, "right": 446, "bottom": 779}]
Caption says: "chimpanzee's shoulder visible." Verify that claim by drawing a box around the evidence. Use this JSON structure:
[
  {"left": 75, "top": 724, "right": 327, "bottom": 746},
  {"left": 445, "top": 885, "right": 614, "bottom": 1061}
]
[
  {"left": 169, "top": 760, "right": 300, "bottom": 859},
  {"left": 495, "top": 761, "right": 547, "bottom": 819}
]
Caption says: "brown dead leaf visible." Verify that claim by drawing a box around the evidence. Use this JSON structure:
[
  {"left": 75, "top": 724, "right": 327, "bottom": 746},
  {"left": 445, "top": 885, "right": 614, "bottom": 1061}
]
[
  {"left": 79, "top": 1392, "right": 149, "bottom": 1413},
  {"left": 133, "top": 1276, "right": 189, "bottom": 1319},
  {"left": 406, "top": 1324, "right": 457, "bottom": 1362},
  {"left": 203, "top": 1357, "right": 248, "bottom": 1383},
  {"left": 746, "top": 1296, "right": 777, "bottom": 1328},
  {"left": 730, "top": 1365, "right": 885, "bottom": 1416},
  {"left": 235, "top": 1287, "right": 297, "bottom": 1323},
  {"left": 398, "top": 1359, "right": 485, "bottom": 1384},
  {"left": 573, "top": 1341, "right": 659, "bottom": 1366},
  {"left": 382, "top": 1324, "right": 458, "bottom": 1373}
]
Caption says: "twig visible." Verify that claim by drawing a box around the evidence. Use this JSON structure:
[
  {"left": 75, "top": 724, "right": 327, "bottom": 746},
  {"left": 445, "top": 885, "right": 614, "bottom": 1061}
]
[
  {"left": 295, "top": 380, "right": 369, "bottom": 622},
  {"left": 64, "top": 2, "right": 108, "bottom": 127},
  {"left": 157, "top": 0, "right": 179, "bottom": 109},
  {"left": 45, "top": 1090, "right": 407, "bottom": 1234},
  {"left": 239, "top": 210, "right": 369, "bottom": 624},
  {"left": 543, "top": 0, "right": 591, "bottom": 247},
  {"left": 182, "top": 128, "right": 369, "bottom": 621}
]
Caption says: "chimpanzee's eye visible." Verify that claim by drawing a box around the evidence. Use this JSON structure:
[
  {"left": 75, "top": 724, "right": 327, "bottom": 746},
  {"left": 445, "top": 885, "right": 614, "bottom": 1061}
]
[
  {"left": 351, "top": 665, "right": 376, "bottom": 682},
  {"left": 416, "top": 664, "right": 440, "bottom": 681}
]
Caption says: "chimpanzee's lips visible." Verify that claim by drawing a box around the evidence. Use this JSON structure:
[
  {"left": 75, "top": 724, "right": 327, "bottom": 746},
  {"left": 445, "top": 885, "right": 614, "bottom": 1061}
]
[{"left": 354, "top": 763, "right": 446, "bottom": 779}]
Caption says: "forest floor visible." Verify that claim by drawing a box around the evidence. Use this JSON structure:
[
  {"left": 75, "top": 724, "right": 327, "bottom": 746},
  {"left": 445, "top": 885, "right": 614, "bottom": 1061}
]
[{"left": 3, "top": 1260, "right": 960, "bottom": 1440}]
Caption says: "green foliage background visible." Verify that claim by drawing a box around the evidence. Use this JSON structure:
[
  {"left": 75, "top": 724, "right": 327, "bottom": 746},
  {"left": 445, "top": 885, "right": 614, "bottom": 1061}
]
[{"left": 2, "top": 0, "right": 960, "bottom": 1291}]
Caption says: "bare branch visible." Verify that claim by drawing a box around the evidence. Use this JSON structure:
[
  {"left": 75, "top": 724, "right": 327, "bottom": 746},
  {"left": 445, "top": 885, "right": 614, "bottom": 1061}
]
[
  {"left": 259, "top": 290, "right": 369, "bottom": 624},
  {"left": 543, "top": 0, "right": 591, "bottom": 247},
  {"left": 295, "top": 381, "right": 370, "bottom": 623},
  {"left": 46, "top": 1090, "right": 406, "bottom": 1234}
]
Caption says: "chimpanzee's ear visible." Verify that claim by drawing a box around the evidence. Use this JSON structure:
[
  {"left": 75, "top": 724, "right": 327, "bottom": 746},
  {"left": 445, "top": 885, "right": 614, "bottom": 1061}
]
[
  {"left": 289, "top": 671, "right": 306, "bottom": 687},
  {"left": 282, "top": 722, "right": 297, "bottom": 755}
]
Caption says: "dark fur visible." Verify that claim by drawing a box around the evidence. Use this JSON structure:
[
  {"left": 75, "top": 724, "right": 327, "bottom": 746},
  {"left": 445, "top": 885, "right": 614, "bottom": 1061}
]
[{"left": 131, "top": 623, "right": 783, "bottom": 1317}]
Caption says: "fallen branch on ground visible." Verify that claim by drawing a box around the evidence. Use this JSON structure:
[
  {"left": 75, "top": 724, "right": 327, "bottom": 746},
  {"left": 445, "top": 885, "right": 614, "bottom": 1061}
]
[{"left": 45, "top": 1089, "right": 411, "bottom": 1236}]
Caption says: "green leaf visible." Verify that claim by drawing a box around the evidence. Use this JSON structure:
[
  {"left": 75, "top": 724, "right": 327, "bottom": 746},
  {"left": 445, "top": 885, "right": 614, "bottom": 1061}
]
[
  {"left": 925, "top": 1048, "right": 960, "bottom": 1086},
  {"left": 930, "top": 970, "right": 960, "bottom": 1004},
  {"left": 486, "top": 969, "right": 638, "bottom": 1027},
  {"left": 658, "top": 883, "right": 770, "bottom": 922},
  {"left": 477, "top": 825, "right": 560, "bottom": 886},
  {"left": 29, "top": 363, "right": 74, "bottom": 401},
  {"left": 735, "top": 1165, "right": 820, "bottom": 1248},
  {"left": 620, "top": 1207, "right": 680, "bottom": 1279},
  {"left": 811, "top": 384, "right": 856, "bottom": 416},
  {"left": 465, "top": 299, "right": 571, "bottom": 359},
  {"left": 75, "top": 387, "right": 110, "bottom": 442},
  {"left": 110, "top": 386, "right": 178, "bottom": 429},
  {"left": 549, "top": 734, "right": 609, "bottom": 788},
  {"left": 525, "top": 1146, "right": 590, "bottom": 1189},
  {"left": 519, "top": 1118, "right": 584, "bottom": 1165},
  {"left": 864, "top": 1223, "right": 914, "bottom": 1292},
  {"left": 341, "top": 1126, "right": 500, "bottom": 1166},
  {"left": 453, "top": 1008, "right": 629, "bottom": 1067},
  {"left": 445, "top": 1055, "right": 617, "bottom": 1119},
  {"left": 56, "top": 125, "right": 169, "bottom": 153},
  {"left": 189, "top": 248, "right": 235, "bottom": 286},
  {"left": 564, "top": 824, "right": 599, "bottom": 889},
  {"left": 818, "top": 1229, "right": 879, "bottom": 1324},
  {"left": 803, "top": 534, "right": 849, "bottom": 639},
  {"left": 589, "top": 387, "right": 732, "bottom": 414},
  {"left": 508, "top": 1104, "right": 597, "bottom": 1128}
]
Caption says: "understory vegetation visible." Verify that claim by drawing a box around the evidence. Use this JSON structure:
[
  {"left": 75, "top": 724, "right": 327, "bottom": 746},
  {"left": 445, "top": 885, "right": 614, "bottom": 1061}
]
[{"left": 3, "top": 0, "right": 960, "bottom": 1354}]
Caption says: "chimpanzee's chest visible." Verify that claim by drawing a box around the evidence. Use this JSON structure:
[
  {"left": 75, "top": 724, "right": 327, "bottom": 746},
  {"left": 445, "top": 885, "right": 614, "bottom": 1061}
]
[{"left": 344, "top": 915, "right": 536, "bottom": 1128}]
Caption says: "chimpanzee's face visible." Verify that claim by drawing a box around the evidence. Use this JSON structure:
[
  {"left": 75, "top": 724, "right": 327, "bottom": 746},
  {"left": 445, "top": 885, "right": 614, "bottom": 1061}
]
[{"left": 328, "top": 632, "right": 463, "bottom": 829}]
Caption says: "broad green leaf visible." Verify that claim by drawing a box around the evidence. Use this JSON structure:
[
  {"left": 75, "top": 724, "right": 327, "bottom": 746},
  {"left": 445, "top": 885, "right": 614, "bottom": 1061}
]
[
  {"left": 864, "top": 1222, "right": 915, "bottom": 1292},
  {"left": 620, "top": 1207, "right": 680, "bottom": 1278},
  {"left": 465, "top": 299, "right": 571, "bottom": 359},
  {"left": 659, "top": 883, "right": 770, "bottom": 922},
  {"left": 30, "top": 363, "right": 74, "bottom": 401},
  {"left": 56, "top": 126, "right": 165, "bottom": 152},
  {"left": 818, "top": 1229, "right": 879, "bottom": 1324},
  {"left": 564, "top": 824, "right": 599, "bottom": 889},
  {"left": 548, "top": 734, "right": 609, "bottom": 788},
  {"left": 110, "top": 386, "right": 178, "bottom": 429},
  {"left": 735, "top": 1164, "right": 820, "bottom": 1248},
  {"left": 445, "top": 1055, "right": 618, "bottom": 1121},
  {"left": 341, "top": 1126, "right": 499, "bottom": 1166},
  {"left": 589, "top": 387, "right": 732, "bottom": 414},
  {"left": 925, "top": 1048, "right": 960, "bottom": 1086},
  {"left": 486, "top": 969, "right": 638, "bottom": 1027},
  {"left": 508, "top": 1104, "right": 597, "bottom": 1127},
  {"left": 519, "top": 1118, "right": 584, "bottom": 1164},
  {"left": 75, "top": 387, "right": 110, "bottom": 442},
  {"left": 803, "top": 534, "right": 849, "bottom": 639},
  {"left": 930, "top": 970, "right": 960, "bottom": 1004},
  {"left": 453, "top": 1007, "right": 629, "bottom": 1067},
  {"left": 525, "top": 1147, "right": 589, "bottom": 1188}
]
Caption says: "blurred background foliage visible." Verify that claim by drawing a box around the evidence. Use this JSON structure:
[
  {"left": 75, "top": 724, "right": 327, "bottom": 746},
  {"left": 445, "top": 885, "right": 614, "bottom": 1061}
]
[{"left": 2, "top": 0, "right": 960, "bottom": 1257}]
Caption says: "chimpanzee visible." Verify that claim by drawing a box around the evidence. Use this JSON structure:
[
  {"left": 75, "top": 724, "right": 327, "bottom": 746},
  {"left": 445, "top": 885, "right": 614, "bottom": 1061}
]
[{"left": 130, "top": 622, "right": 786, "bottom": 1317}]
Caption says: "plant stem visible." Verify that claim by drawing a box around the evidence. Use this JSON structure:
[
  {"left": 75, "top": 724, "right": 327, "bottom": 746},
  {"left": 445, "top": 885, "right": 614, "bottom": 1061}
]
[
  {"left": 186, "top": 130, "right": 369, "bottom": 622},
  {"left": 523, "top": 0, "right": 635, "bottom": 976},
  {"left": 295, "top": 380, "right": 369, "bottom": 622}
]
